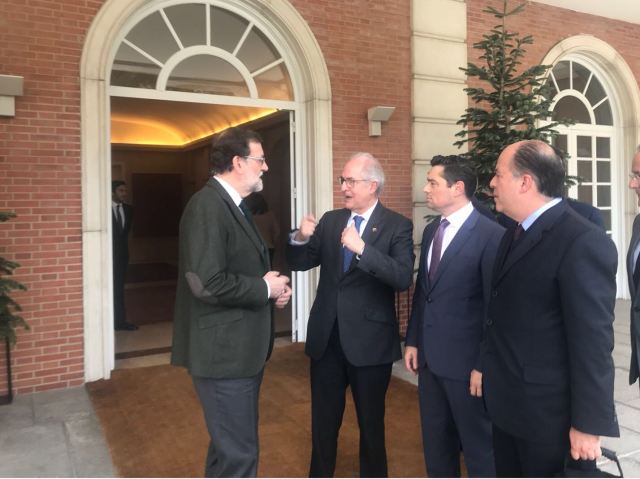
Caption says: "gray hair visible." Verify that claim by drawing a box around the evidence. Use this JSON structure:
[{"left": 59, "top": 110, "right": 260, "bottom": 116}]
[
  {"left": 636, "top": 144, "right": 640, "bottom": 153},
  {"left": 351, "top": 152, "right": 385, "bottom": 195}
]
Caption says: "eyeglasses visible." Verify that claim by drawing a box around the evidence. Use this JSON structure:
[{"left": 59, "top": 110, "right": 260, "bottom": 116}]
[
  {"left": 630, "top": 173, "right": 640, "bottom": 181},
  {"left": 243, "top": 155, "right": 266, "bottom": 166},
  {"left": 338, "top": 176, "right": 372, "bottom": 188}
]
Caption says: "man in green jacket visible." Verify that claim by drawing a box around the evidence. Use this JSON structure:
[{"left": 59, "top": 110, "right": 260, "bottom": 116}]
[{"left": 171, "top": 127, "right": 291, "bottom": 478}]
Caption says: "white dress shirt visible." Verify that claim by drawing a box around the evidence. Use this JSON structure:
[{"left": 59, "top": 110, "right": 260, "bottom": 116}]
[
  {"left": 427, "top": 201, "right": 474, "bottom": 270},
  {"left": 112, "top": 201, "right": 125, "bottom": 228}
]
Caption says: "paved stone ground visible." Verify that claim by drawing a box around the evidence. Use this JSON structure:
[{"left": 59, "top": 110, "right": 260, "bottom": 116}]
[
  {"left": 0, "top": 301, "right": 638, "bottom": 477},
  {"left": 0, "top": 386, "right": 114, "bottom": 477}
]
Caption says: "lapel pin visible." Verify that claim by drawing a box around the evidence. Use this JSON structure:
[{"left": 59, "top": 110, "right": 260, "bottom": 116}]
[{"left": 372, "top": 227, "right": 377, "bottom": 233}]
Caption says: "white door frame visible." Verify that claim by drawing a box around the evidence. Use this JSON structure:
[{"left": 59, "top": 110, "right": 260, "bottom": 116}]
[
  {"left": 80, "top": 0, "right": 332, "bottom": 381},
  {"left": 541, "top": 36, "right": 640, "bottom": 300}
]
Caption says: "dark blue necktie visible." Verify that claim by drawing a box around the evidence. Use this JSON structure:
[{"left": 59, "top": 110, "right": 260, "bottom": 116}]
[{"left": 343, "top": 215, "right": 364, "bottom": 272}]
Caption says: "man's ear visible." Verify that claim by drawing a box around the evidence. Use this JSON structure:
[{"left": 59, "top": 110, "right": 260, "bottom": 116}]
[
  {"left": 232, "top": 155, "right": 243, "bottom": 171},
  {"left": 454, "top": 180, "right": 466, "bottom": 196},
  {"left": 520, "top": 174, "right": 534, "bottom": 193}
]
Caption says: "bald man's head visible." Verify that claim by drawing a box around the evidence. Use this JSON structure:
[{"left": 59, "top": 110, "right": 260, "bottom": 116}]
[{"left": 510, "top": 140, "right": 566, "bottom": 198}]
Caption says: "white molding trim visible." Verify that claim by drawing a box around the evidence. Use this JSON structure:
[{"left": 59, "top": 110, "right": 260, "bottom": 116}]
[
  {"left": 80, "top": 0, "right": 331, "bottom": 381},
  {"left": 155, "top": 45, "right": 258, "bottom": 97},
  {"left": 542, "top": 35, "right": 640, "bottom": 299}
]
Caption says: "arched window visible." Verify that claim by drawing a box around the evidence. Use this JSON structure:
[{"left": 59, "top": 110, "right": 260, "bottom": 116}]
[
  {"left": 546, "top": 60, "right": 615, "bottom": 235},
  {"left": 110, "top": 3, "right": 294, "bottom": 101}
]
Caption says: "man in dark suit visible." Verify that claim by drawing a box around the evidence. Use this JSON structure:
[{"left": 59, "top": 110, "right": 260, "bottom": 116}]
[
  {"left": 112, "top": 180, "right": 137, "bottom": 331},
  {"left": 286, "top": 152, "right": 414, "bottom": 477},
  {"left": 405, "top": 155, "right": 503, "bottom": 477},
  {"left": 627, "top": 145, "right": 640, "bottom": 391},
  {"left": 485, "top": 139, "right": 619, "bottom": 477},
  {"left": 171, "top": 127, "right": 292, "bottom": 478}
]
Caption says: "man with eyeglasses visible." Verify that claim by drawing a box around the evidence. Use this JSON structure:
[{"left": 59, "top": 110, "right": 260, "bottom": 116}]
[
  {"left": 627, "top": 145, "right": 640, "bottom": 393},
  {"left": 172, "top": 127, "right": 292, "bottom": 477},
  {"left": 286, "top": 152, "right": 414, "bottom": 477}
]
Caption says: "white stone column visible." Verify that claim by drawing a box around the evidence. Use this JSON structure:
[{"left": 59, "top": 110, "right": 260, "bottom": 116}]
[{"left": 411, "top": 0, "right": 468, "bottom": 243}]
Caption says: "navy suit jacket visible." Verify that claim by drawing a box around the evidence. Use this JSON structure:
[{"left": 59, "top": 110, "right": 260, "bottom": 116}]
[
  {"left": 406, "top": 208, "right": 504, "bottom": 380},
  {"left": 483, "top": 200, "right": 619, "bottom": 442},
  {"left": 286, "top": 202, "right": 414, "bottom": 367}
]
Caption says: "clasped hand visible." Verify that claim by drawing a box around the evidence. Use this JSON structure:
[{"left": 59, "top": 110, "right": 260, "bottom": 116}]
[{"left": 263, "top": 271, "right": 292, "bottom": 309}]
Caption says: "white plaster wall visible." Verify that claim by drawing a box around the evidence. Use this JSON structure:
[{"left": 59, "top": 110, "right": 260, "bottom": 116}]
[
  {"left": 411, "top": 0, "right": 467, "bottom": 251},
  {"left": 412, "top": 121, "right": 464, "bottom": 159},
  {"left": 413, "top": 36, "right": 467, "bottom": 80},
  {"left": 413, "top": 0, "right": 467, "bottom": 40}
]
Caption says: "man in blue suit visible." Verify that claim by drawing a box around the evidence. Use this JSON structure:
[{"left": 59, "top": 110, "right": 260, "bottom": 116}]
[{"left": 405, "top": 155, "right": 504, "bottom": 477}]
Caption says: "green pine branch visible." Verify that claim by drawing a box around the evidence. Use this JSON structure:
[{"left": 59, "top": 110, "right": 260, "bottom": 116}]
[{"left": 456, "top": 0, "right": 575, "bottom": 204}]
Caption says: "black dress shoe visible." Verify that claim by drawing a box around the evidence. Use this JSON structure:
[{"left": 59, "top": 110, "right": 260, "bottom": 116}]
[{"left": 115, "top": 322, "right": 139, "bottom": 331}]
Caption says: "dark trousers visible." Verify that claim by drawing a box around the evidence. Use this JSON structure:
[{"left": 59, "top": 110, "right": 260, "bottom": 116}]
[
  {"left": 192, "top": 371, "right": 264, "bottom": 478},
  {"left": 418, "top": 366, "right": 495, "bottom": 477},
  {"left": 492, "top": 423, "right": 597, "bottom": 477},
  {"left": 309, "top": 325, "right": 392, "bottom": 478},
  {"left": 112, "top": 257, "right": 127, "bottom": 328}
]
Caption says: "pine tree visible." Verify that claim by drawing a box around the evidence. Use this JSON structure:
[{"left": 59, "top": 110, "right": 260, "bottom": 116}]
[
  {"left": 455, "top": 0, "right": 573, "bottom": 204},
  {"left": 0, "top": 211, "right": 28, "bottom": 347}
]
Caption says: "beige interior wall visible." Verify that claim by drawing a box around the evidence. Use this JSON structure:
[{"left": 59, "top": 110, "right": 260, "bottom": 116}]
[{"left": 111, "top": 146, "right": 208, "bottom": 264}]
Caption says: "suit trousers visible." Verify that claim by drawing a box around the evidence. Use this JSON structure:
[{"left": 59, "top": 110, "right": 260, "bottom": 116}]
[
  {"left": 309, "top": 323, "right": 392, "bottom": 478},
  {"left": 418, "top": 366, "right": 495, "bottom": 477},
  {"left": 492, "top": 423, "right": 596, "bottom": 478},
  {"left": 192, "top": 371, "right": 264, "bottom": 478},
  {"left": 112, "top": 258, "right": 127, "bottom": 328}
]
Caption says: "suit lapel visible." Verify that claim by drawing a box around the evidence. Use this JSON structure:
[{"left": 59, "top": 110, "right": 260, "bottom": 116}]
[
  {"left": 494, "top": 201, "right": 566, "bottom": 285},
  {"left": 429, "top": 210, "right": 479, "bottom": 291},
  {"left": 207, "top": 179, "right": 268, "bottom": 261},
  {"left": 628, "top": 216, "right": 640, "bottom": 297},
  {"left": 420, "top": 218, "right": 439, "bottom": 292},
  {"left": 335, "top": 208, "right": 352, "bottom": 277}
]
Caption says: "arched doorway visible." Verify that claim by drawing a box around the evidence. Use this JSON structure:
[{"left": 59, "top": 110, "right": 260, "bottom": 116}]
[
  {"left": 81, "top": 0, "right": 332, "bottom": 381},
  {"left": 541, "top": 37, "right": 640, "bottom": 299}
]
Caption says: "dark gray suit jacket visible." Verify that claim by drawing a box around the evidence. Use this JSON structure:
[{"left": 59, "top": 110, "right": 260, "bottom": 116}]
[
  {"left": 627, "top": 214, "right": 640, "bottom": 386},
  {"left": 406, "top": 208, "right": 504, "bottom": 380},
  {"left": 171, "top": 178, "right": 272, "bottom": 379},
  {"left": 484, "top": 201, "right": 619, "bottom": 442},
  {"left": 286, "top": 202, "right": 414, "bottom": 366}
]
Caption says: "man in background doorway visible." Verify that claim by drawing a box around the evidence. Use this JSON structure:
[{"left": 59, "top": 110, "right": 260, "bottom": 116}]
[
  {"left": 112, "top": 180, "right": 137, "bottom": 331},
  {"left": 626, "top": 145, "right": 640, "bottom": 393}
]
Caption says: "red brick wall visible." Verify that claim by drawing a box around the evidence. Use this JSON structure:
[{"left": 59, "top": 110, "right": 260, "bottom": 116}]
[
  {"left": 0, "top": 0, "right": 413, "bottom": 394},
  {"left": 290, "top": 0, "right": 414, "bottom": 331},
  {"left": 467, "top": 0, "right": 640, "bottom": 102},
  {"left": 290, "top": 0, "right": 413, "bottom": 220},
  {"left": 0, "top": 0, "right": 104, "bottom": 394},
  {"left": 3, "top": 0, "right": 638, "bottom": 394}
]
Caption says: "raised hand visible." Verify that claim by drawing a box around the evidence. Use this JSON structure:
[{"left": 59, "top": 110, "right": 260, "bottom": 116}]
[{"left": 294, "top": 214, "right": 317, "bottom": 242}]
